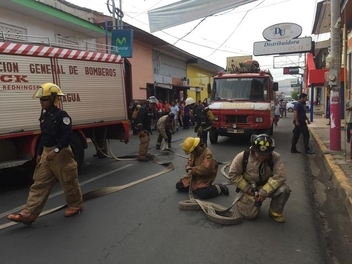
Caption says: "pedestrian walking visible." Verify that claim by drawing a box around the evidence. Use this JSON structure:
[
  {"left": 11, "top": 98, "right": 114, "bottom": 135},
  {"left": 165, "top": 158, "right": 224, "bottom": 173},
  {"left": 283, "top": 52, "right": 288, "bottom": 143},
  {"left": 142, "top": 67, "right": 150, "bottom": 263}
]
[
  {"left": 274, "top": 101, "right": 280, "bottom": 126},
  {"left": 7, "top": 83, "right": 83, "bottom": 225},
  {"left": 291, "top": 93, "right": 315, "bottom": 154},
  {"left": 346, "top": 99, "right": 352, "bottom": 143}
]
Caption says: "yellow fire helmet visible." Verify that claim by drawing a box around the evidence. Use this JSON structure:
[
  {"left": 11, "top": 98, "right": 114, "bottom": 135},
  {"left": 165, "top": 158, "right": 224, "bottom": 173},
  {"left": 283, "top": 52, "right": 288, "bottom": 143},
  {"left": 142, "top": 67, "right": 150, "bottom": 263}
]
[
  {"left": 182, "top": 137, "right": 201, "bottom": 154},
  {"left": 33, "top": 83, "right": 65, "bottom": 107}
]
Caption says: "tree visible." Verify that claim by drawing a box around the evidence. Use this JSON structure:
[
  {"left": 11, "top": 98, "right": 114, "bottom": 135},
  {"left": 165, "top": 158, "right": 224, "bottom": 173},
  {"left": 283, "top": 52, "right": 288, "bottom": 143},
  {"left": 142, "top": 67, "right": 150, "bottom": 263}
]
[{"left": 291, "top": 91, "right": 299, "bottom": 100}]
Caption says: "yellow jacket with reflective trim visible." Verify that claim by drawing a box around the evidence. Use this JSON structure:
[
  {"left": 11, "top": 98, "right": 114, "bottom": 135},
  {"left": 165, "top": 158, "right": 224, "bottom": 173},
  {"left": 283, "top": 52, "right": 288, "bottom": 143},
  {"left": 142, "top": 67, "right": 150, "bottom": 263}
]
[{"left": 228, "top": 148, "right": 287, "bottom": 197}]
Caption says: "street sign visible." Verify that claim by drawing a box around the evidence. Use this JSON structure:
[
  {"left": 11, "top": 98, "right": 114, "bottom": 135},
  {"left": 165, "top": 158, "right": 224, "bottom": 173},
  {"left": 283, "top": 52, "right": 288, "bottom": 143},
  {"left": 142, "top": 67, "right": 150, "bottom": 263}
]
[
  {"left": 253, "top": 37, "right": 312, "bottom": 56},
  {"left": 291, "top": 84, "right": 300, "bottom": 87},
  {"left": 283, "top": 67, "right": 300, "bottom": 74}
]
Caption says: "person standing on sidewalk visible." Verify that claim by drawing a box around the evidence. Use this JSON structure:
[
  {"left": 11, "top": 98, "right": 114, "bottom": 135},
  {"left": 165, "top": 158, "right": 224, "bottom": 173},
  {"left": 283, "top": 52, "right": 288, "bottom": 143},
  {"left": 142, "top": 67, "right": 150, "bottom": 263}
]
[
  {"left": 291, "top": 93, "right": 315, "bottom": 154},
  {"left": 346, "top": 99, "right": 352, "bottom": 143},
  {"left": 7, "top": 83, "right": 83, "bottom": 225}
]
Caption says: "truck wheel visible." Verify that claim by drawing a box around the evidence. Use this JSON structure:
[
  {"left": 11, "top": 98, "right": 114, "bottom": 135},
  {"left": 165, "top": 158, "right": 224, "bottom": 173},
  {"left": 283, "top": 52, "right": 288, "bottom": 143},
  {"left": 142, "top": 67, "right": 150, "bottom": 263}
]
[
  {"left": 209, "top": 129, "right": 218, "bottom": 144},
  {"left": 71, "top": 133, "right": 85, "bottom": 168}
]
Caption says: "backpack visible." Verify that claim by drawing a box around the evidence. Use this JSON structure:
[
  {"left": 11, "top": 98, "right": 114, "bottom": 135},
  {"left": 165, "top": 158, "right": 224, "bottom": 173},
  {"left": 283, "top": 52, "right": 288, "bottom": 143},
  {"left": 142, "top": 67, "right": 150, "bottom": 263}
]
[
  {"left": 132, "top": 105, "right": 141, "bottom": 120},
  {"left": 203, "top": 107, "right": 215, "bottom": 122}
]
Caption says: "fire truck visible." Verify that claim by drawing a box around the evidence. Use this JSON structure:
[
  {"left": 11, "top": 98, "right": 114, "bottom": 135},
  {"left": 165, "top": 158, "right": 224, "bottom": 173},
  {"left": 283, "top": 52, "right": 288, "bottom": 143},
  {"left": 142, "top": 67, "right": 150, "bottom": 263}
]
[
  {"left": 0, "top": 39, "right": 129, "bottom": 177},
  {"left": 208, "top": 60, "right": 278, "bottom": 144}
]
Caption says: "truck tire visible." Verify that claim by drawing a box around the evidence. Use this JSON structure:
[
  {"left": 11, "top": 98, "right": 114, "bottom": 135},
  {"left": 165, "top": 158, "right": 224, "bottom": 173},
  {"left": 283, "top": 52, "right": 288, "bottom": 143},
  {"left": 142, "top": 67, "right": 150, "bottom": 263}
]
[
  {"left": 71, "top": 133, "right": 85, "bottom": 168},
  {"left": 209, "top": 128, "right": 218, "bottom": 144}
]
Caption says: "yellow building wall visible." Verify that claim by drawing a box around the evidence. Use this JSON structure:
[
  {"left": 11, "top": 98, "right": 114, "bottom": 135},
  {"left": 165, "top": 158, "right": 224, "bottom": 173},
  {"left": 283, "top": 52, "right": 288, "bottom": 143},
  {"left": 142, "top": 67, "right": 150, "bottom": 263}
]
[{"left": 186, "top": 65, "right": 215, "bottom": 103}]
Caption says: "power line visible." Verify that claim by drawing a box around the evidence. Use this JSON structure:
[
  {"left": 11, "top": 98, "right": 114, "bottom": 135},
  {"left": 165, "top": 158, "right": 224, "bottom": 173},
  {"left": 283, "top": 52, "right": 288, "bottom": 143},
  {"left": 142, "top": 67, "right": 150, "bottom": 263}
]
[{"left": 206, "top": 0, "right": 266, "bottom": 57}]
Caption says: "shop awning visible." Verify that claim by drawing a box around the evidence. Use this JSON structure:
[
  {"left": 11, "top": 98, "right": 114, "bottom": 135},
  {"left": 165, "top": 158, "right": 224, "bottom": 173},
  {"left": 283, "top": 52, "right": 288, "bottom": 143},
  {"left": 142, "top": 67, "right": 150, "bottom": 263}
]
[{"left": 155, "top": 83, "right": 173, "bottom": 89}]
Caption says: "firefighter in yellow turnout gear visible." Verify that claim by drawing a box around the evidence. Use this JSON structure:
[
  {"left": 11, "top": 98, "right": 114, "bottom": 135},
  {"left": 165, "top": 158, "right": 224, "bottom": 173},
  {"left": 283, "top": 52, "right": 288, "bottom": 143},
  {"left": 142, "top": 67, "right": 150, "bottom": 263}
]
[
  {"left": 156, "top": 113, "right": 175, "bottom": 150},
  {"left": 135, "top": 96, "right": 157, "bottom": 161},
  {"left": 176, "top": 137, "right": 229, "bottom": 199},
  {"left": 228, "top": 134, "right": 291, "bottom": 223},
  {"left": 7, "top": 83, "right": 83, "bottom": 225}
]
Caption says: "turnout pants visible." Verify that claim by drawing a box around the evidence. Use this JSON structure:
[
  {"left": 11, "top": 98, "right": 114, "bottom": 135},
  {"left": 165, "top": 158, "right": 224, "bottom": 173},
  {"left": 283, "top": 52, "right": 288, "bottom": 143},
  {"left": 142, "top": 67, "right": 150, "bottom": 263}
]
[
  {"left": 156, "top": 130, "right": 172, "bottom": 149},
  {"left": 175, "top": 180, "right": 220, "bottom": 199},
  {"left": 138, "top": 130, "right": 150, "bottom": 157},
  {"left": 237, "top": 184, "right": 291, "bottom": 219},
  {"left": 21, "top": 146, "right": 83, "bottom": 220}
]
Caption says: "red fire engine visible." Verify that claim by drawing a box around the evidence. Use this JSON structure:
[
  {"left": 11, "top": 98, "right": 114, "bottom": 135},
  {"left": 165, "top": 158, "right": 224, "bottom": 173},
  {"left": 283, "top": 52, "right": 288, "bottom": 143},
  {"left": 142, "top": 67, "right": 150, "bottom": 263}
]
[
  {"left": 208, "top": 60, "right": 278, "bottom": 144},
  {"left": 0, "top": 38, "right": 129, "bottom": 178}
]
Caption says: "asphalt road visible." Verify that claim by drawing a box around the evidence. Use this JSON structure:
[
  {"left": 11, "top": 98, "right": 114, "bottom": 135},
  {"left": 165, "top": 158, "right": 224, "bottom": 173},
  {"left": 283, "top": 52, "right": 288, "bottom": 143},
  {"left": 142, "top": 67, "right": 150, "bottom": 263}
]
[{"left": 0, "top": 115, "right": 343, "bottom": 264}]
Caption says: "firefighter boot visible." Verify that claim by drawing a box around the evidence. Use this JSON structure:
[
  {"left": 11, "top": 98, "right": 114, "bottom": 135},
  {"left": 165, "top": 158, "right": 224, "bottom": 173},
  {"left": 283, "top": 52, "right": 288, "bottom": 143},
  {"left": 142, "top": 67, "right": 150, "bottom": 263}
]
[
  {"left": 269, "top": 208, "right": 285, "bottom": 223},
  {"left": 219, "top": 184, "right": 229, "bottom": 196},
  {"left": 64, "top": 206, "right": 83, "bottom": 217},
  {"left": 138, "top": 156, "right": 149, "bottom": 162}
]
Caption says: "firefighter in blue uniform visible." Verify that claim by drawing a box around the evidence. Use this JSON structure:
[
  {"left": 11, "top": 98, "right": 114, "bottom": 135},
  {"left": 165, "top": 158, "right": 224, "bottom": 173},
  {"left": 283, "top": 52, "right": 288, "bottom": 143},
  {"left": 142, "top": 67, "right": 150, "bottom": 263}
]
[{"left": 7, "top": 83, "right": 83, "bottom": 225}]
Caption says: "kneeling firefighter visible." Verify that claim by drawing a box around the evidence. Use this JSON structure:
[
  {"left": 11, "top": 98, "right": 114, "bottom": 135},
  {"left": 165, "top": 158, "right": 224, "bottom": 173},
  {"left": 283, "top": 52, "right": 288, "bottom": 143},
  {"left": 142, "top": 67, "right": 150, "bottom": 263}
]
[
  {"left": 176, "top": 137, "right": 229, "bottom": 199},
  {"left": 228, "top": 134, "right": 291, "bottom": 223}
]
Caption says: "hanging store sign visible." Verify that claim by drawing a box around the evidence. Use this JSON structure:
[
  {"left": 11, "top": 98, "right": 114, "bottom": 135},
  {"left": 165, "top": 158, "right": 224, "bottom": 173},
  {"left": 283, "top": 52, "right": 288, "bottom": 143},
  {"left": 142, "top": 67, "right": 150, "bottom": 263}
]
[
  {"left": 262, "top": 23, "right": 302, "bottom": 41},
  {"left": 253, "top": 37, "right": 312, "bottom": 56},
  {"left": 111, "top": 29, "right": 133, "bottom": 58}
]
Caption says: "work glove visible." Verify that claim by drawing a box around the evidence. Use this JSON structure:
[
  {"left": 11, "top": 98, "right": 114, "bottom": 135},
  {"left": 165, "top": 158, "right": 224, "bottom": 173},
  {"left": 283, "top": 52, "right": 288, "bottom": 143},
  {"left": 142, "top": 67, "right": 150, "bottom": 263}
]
[{"left": 185, "top": 165, "right": 192, "bottom": 174}]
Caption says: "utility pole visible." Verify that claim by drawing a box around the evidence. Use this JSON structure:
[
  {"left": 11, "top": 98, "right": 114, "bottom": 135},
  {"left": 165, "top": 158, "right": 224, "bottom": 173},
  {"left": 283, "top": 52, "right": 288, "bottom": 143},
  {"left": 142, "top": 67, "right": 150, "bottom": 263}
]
[
  {"left": 329, "top": 0, "right": 341, "bottom": 150},
  {"left": 112, "top": 0, "right": 116, "bottom": 30}
]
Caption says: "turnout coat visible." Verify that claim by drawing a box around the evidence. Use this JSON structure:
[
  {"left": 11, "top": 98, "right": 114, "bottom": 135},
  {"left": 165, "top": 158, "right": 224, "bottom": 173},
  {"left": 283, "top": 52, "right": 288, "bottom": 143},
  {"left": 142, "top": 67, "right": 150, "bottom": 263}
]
[{"left": 181, "top": 144, "right": 218, "bottom": 190}]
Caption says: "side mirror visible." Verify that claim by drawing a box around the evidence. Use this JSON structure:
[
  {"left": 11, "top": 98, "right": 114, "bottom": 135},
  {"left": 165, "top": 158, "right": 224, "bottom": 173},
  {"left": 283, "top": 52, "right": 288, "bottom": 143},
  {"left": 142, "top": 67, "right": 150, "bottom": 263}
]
[
  {"left": 207, "top": 83, "right": 211, "bottom": 95},
  {"left": 273, "top": 82, "right": 279, "bottom": 92}
]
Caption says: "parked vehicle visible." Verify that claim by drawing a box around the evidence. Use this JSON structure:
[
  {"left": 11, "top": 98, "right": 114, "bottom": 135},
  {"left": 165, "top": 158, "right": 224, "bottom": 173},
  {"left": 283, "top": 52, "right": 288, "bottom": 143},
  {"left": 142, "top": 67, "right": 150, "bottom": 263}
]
[
  {"left": 208, "top": 60, "right": 278, "bottom": 144},
  {"left": 0, "top": 35, "right": 130, "bottom": 177},
  {"left": 286, "top": 101, "right": 310, "bottom": 112}
]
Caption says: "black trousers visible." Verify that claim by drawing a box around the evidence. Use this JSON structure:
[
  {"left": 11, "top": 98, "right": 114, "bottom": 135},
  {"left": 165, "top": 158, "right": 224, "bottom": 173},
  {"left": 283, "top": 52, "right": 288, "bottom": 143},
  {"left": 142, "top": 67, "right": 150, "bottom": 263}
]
[
  {"left": 291, "top": 125, "right": 310, "bottom": 152},
  {"left": 183, "top": 115, "right": 190, "bottom": 129},
  {"left": 347, "top": 123, "right": 352, "bottom": 142},
  {"left": 156, "top": 130, "right": 172, "bottom": 148},
  {"left": 175, "top": 180, "right": 219, "bottom": 199}
]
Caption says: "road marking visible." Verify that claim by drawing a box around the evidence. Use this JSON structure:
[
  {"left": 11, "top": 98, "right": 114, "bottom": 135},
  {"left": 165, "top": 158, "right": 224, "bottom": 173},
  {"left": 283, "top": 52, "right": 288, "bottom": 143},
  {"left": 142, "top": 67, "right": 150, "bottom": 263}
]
[{"left": 0, "top": 164, "right": 133, "bottom": 219}]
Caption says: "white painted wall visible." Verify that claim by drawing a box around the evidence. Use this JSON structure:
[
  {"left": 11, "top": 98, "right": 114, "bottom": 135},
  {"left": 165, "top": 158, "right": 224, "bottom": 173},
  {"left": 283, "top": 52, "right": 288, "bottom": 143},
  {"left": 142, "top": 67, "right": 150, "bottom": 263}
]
[{"left": 0, "top": 8, "right": 95, "bottom": 48}]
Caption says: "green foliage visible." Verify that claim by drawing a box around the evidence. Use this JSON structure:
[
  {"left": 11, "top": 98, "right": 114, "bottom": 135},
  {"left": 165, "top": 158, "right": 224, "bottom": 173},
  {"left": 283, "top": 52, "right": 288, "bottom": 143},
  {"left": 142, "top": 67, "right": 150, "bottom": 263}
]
[{"left": 291, "top": 91, "right": 299, "bottom": 100}]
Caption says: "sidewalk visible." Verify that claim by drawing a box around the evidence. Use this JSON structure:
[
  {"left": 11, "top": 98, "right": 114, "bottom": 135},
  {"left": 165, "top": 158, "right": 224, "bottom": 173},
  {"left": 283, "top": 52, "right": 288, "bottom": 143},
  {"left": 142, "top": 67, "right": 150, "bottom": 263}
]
[{"left": 308, "top": 115, "right": 352, "bottom": 220}]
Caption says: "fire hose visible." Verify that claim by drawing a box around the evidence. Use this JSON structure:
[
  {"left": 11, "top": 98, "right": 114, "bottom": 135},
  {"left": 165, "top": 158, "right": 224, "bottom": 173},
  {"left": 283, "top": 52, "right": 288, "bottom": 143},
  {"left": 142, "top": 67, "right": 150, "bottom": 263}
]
[
  {"left": 0, "top": 153, "right": 174, "bottom": 230},
  {"left": 178, "top": 161, "right": 243, "bottom": 225}
]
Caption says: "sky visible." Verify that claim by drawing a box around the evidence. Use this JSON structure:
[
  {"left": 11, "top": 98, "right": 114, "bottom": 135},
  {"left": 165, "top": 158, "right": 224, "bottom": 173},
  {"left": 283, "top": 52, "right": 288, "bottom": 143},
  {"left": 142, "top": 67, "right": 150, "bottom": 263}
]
[{"left": 66, "top": 0, "right": 324, "bottom": 81}]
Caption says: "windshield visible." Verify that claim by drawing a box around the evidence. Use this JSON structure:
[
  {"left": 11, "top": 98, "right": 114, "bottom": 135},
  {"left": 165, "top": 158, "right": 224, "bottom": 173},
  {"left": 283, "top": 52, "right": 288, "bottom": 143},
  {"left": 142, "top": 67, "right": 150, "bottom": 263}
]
[{"left": 212, "top": 78, "right": 267, "bottom": 101}]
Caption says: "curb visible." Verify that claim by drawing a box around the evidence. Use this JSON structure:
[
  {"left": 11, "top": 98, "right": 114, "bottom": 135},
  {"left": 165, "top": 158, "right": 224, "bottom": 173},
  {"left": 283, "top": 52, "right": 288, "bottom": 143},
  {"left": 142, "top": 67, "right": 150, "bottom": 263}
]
[{"left": 310, "top": 127, "right": 352, "bottom": 221}]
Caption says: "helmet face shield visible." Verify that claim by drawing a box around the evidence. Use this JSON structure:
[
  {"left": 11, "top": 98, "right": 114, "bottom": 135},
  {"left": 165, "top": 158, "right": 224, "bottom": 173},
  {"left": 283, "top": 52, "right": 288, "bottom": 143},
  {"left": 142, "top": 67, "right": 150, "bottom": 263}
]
[
  {"left": 32, "top": 87, "right": 44, "bottom": 99},
  {"left": 33, "top": 83, "right": 64, "bottom": 107}
]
